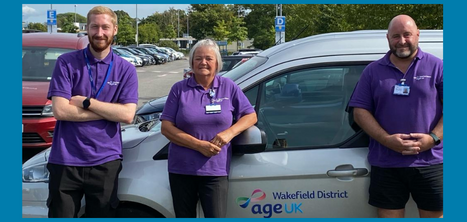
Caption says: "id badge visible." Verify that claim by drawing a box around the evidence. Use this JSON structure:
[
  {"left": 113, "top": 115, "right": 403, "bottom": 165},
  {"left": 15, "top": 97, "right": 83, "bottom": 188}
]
[
  {"left": 206, "top": 104, "right": 221, "bottom": 114},
  {"left": 393, "top": 84, "right": 410, "bottom": 96}
]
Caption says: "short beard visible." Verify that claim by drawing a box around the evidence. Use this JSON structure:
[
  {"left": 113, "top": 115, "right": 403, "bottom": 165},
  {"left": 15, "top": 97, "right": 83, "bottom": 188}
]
[
  {"left": 88, "top": 35, "right": 113, "bottom": 53},
  {"left": 390, "top": 44, "right": 417, "bottom": 59}
]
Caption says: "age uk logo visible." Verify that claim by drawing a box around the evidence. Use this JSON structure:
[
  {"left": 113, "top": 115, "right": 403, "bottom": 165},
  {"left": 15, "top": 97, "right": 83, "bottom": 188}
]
[{"left": 236, "top": 189, "right": 266, "bottom": 208}]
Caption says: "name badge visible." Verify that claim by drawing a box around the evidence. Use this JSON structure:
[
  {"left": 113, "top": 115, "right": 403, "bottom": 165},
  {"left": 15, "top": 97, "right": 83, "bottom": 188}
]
[
  {"left": 206, "top": 104, "right": 221, "bottom": 114},
  {"left": 393, "top": 84, "right": 410, "bottom": 96}
]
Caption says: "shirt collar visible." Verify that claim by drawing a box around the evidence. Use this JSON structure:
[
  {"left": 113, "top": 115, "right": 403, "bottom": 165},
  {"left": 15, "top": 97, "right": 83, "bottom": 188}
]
[
  {"left": 85, "top": 45, "right": 113, "bottom": 65},
  {"left": 187, "top": 74, "right": 220, "bottom": 89}
]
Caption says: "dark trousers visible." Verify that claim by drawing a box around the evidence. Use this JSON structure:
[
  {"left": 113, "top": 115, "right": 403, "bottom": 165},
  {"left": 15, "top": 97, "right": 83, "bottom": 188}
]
[
  {"left": 169, "top": 173, "right": 228, "bottom": 218},
  {"left": 47, "top": 160, "right": 122, "bottom": 218}
]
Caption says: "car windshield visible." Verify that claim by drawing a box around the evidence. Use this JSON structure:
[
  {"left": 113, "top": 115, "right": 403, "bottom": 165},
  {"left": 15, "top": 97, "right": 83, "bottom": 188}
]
[
  {"left": 222, "top": 56, "right": 267, "bottom": 82},
  {"left": 22, "top": 47, "right": 73, "bottom": 82}
]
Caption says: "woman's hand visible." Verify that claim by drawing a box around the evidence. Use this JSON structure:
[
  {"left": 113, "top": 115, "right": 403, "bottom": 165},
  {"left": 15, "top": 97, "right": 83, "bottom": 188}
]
[
  {"left": 210, "top": 130, "right": 234, "bottom": 148},
  {"left": 199, "top": 140, "right": 222, "bottom": 157}
]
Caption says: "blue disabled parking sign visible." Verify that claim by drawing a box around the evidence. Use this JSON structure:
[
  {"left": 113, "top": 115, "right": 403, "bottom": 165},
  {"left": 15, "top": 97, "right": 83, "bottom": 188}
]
[{"left": 275, "top": 16, "right": 285, "bottom": 32}]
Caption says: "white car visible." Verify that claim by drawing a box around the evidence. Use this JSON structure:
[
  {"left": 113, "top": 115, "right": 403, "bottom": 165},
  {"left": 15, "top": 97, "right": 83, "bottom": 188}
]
[{"left": 23, "top": 29, "right": 443, "bottom": 218}]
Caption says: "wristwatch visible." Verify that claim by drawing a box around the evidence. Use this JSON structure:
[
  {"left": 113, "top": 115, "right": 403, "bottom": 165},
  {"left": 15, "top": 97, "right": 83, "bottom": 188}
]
[
  {"left": 83, "top": 97, "right": 91, "bottom": 110},
  {"left": 429, "top": 132, "right": 441, "bottom": 145}
]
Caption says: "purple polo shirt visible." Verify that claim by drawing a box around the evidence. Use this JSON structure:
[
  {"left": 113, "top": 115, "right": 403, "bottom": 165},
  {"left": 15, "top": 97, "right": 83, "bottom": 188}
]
[
  {"left": 47, "top": 45, "right": 138, "bottom": 166},
  {"left": 349, "top": 48, "right": 443, "bottom": 168},
  {"left": 160, "top": 75, "right": 255, "bottom": 176}
]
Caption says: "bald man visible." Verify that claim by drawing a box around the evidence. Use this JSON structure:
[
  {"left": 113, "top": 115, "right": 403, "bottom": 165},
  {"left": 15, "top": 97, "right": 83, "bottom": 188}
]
[{"left": 349, "top": 15, "right": 443, "bottom": 218}]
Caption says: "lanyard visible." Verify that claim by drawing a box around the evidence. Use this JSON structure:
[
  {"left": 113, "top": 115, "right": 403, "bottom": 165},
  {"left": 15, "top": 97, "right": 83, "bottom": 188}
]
[
  {"left": 83, "top": 48, "right": 113, "bottom": 99},
  {"left": 208, "top": 88, "right": 216, "bottom": 104}
]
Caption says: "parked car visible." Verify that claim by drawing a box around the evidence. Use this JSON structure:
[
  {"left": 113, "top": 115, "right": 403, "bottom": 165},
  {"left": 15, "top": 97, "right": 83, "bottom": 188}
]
[
  {"left": 183, "top": 55, "right": 254, "bottom": 79},
  {"left": 113, "top": 47, "right": 146, "bottom": 66},
  {"left": 113, "top": 49, "right": 140, "bottom": 66},
  {"left": 22, "top": 33, "right": 89, "bottom": 152},
  {"left": 232, "top": 48, "right": 263, "bottom": 56},
  {"left": 22, "top": 30, "right": 443, "bottom": 218},
  {"left": 117, "top": 47, "right": 154, "bottom": 66},
  {"left": 133, "top": 96, "right": 166, "bottom": 124}
]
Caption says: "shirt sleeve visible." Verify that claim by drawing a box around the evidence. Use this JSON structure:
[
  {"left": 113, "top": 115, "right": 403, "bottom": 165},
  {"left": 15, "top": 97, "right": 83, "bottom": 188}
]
[
  {"left": 436, "top": 62, "right": 443, "bottom": 101},
  {"left": 160, "top": 83, "right": 180, "bottom": 123},
  {"left": 117, "top": 65, "right": 139, "bottom": 104},
  {"left": 348, "top": 65, "right": 374, "bottom": 113},
  {"left": 47, "top": 56, "right": 72, "bottom": 100},
  {"left": 230, "top": 81, "right": 255, "bottom": 121}
]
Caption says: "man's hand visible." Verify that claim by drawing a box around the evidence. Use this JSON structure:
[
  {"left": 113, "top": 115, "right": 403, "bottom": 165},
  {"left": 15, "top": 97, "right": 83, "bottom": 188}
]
[
  {"left": 410, "top": 133, "right": 437, "bottom": 153},
  {"left": 384, "top": 134, "right": 421, "bottom": 155},
  {"left": 69, "top": 95, "right": 87, "bottom": 108}
]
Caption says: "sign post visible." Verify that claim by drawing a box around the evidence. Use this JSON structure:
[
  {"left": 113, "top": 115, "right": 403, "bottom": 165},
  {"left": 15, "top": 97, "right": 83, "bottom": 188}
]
[
  {"left": 47, "top": 9, "right": 57, "bottom": 33},
  {"left": 275, "top": 16, "right": 286, "bottom": 45}
]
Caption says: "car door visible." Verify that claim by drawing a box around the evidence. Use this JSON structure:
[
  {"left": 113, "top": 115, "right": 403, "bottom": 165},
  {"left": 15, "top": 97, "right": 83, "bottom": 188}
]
[{"left": 226, "top": 57, "right": 376, "bottom": 218}]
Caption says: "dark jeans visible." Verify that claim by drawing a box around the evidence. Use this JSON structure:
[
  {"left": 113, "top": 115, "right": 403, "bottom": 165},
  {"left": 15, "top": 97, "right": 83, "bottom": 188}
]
[
  {"left": 169, "top": 173, "right": 228, "bottom": 218},
  {"left": 47, "top": 160, "right": 122, "bottom": 218}
]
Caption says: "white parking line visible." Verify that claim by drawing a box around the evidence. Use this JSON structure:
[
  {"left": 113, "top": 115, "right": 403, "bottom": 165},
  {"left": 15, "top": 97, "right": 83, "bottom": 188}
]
[
  {"left": 157, "top": 74, "right": 167, "bottom": 77},
  {"left": 169, "top": 71, "right": 179, "bottom": 74},
  {"left": 152, "top": 71, "right": 162, "bottom": 73}
]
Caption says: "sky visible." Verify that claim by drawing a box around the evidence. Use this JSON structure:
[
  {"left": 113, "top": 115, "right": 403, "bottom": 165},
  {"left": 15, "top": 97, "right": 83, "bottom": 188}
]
[{"left": 22, "top": 4, "right": 191, "bottom": 24}]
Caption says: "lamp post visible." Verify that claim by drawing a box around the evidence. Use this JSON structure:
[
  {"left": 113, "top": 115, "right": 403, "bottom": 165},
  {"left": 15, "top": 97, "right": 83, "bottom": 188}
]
[
  {"left": 74, "top": 5, "right": 77, "bottom": 23},
  {"left": 136, "top": 4, "right": 138, "bottom": 46}
]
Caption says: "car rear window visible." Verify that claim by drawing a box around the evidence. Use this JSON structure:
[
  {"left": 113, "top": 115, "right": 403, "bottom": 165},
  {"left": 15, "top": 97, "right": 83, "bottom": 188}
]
[{"left": 22, "top": 47, "right": 74, "bottom": 81}]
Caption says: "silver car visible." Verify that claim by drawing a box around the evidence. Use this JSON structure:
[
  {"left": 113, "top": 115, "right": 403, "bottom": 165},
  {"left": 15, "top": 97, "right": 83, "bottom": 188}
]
[{"left": 22, "top": 30, "right": 443, "bottom": 218}]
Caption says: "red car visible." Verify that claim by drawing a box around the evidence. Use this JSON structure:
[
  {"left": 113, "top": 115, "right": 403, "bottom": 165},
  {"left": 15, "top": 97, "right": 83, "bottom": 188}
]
[{"left": 22, "top": 33, "right": 89, "bottom": 150}]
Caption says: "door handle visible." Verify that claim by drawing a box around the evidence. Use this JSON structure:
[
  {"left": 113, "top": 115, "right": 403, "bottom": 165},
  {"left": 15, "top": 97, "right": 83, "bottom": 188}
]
[
  {"left": 277, "top": 131, "right": 288, "bottom": 136},
  {"left": 327, "top": 165, "right": 369, "bottom": 177}
]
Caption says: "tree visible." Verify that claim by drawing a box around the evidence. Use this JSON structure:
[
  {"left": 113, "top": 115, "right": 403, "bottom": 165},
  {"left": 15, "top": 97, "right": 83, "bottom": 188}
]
[
  {"left": 27, "top": 22, "right": 47, "bottom": 32},
  {"left": 242, "top": 4, "right": 276, "bottom": 49},
  {"left": 138, "top": 23, "right": 159, "bottom": 43},
  {"left": 115, "top": 10, "right": 136, "bottom": 45},
  {"left": 228, "top": 16, "right": 248, "bottom": 50},
  {"left": 57, "top": 12, "right": 86, "bottom": 27},
  {"left": 213, "top": 20, "right": 230, "bottom": 41},
  {"left": 61, "top": 18, "right": 79, "bottom": 33},
  {"left": 163, "top": 24, "right": 177, "bottom": 39},
  {"left": 159, "top": 41, "right": 180, "bottom": 50},
  {"left": 189, "top": 4, "right": 235, "bottom": 40}
]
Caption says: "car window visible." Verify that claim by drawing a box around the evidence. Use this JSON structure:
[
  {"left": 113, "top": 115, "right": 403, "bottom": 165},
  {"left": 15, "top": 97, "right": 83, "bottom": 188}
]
[
  {"left": 22, "top": 47, "right": 73, "bottom": 81},
  {"left": 244, "top": 65, "right": 366, "bottom": 150},
  {"left": 223, "top": 56, "right": 267, "bottom": 81}
]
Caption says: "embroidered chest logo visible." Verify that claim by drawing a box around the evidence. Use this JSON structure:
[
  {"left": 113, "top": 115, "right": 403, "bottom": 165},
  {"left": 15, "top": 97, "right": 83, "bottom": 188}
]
[
  {"left": 212, "top": 97, "right": 229, "bottom": 103},
  {"left": 413, "top": 76, "right": 432, "bottom": 81},
  {"left": 107, "top": 81, "right": 120, "bottom": 86}
]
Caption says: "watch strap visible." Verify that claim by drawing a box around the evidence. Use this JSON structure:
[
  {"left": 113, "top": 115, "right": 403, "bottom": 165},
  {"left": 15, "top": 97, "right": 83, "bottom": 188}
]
[{"left": 429, "top": 132, "right": 441, "bottom": 145}]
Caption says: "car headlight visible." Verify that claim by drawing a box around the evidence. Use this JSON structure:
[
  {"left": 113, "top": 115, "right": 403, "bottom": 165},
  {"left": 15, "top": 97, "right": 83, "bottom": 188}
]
[
  {"left": 42, "top": 104, "right": 54, "bottom": 117},
  {"left": 23, "top": 163, "right": 49, "bottom": 183},
  {"left": 23, "top": 148, "right": 50, "bottom": 183}
]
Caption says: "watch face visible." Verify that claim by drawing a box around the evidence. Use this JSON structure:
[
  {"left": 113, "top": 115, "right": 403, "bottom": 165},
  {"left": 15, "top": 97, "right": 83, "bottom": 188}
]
[{"left": 83, "top": 98, "right": 91, "bottom": 109}]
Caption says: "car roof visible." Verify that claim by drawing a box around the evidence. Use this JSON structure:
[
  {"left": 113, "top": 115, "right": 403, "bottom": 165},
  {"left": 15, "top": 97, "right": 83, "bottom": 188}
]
[
  {"left": 222, "top": 55, "right": 254, "bottom": 59},
  {"left": 228, "top": 29, "right": 442, "bottom": 85},
  {"left": 261, "top": 29, "right": 442, "bottom": 60},
  {"left": 22, "top": 32, "right": 89, "bottom": 49}
]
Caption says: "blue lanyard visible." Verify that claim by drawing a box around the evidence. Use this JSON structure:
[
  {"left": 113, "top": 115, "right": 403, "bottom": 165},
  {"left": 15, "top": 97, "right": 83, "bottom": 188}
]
[{"left": 83, "top": 48, "right": 113, "bottom": 99}]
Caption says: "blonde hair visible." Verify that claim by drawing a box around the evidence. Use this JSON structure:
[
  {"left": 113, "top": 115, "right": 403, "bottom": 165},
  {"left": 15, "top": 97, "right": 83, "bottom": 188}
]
[
  {"left": 189, "top": 39, "right": 223, "bottom": 73},
  {"left": 87, "top": 6, "right": 118, "bottom": 26}
]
